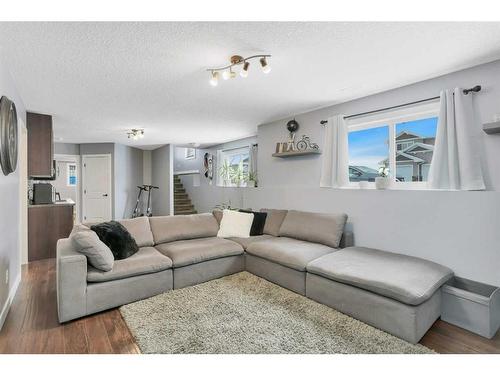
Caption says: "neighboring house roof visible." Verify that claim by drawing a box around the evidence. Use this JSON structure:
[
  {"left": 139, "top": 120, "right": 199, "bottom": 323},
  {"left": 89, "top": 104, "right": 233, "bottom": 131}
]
[
  {"left": 395, "top": 131, "right": 421, "bottom": 140},
  {"left": 401, "top": 142, "right": 434, "bottom": 153},
  {"left": 380, "top": 151, "right": 426, "bottom": 165},
  {"left": 396, "top": 152, "right": 425, "bottom": 163}
]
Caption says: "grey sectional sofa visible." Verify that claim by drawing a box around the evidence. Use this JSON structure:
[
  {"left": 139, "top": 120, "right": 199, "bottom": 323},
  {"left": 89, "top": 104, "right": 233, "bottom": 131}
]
[{"left": 57, "top": 209, "right": 452, "bottom": 344}]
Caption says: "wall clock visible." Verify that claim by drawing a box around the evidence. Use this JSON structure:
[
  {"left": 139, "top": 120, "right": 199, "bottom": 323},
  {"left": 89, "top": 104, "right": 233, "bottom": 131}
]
[{"left": 0, "top": 96, "right": 18, "bottom": 176}]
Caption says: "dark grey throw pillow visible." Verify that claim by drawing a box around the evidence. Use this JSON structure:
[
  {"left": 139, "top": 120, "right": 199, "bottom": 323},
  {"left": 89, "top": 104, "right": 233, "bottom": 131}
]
[
  {"left": 91, "top": 221, "right": 139, "bottom": 260},
  {"left": 239, "top": 209, "right": 267, "bottom": 236}
]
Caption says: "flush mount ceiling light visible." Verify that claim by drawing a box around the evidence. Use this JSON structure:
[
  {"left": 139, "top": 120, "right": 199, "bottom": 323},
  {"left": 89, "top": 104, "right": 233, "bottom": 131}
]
[
  {"left": 127, "top": 129, "right": 144, "bottom": 140},
  {"left": 207, "top": 54, "right": 271, "bottom": 86}
]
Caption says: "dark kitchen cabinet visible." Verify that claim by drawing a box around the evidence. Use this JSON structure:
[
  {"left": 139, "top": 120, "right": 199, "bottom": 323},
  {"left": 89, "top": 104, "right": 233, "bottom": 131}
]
[
  {"left": 28, "top": 204, "right": 74, "bottom": 261},
  {"left": 27, "top": 112, "right": 53, "bottom": 178}
]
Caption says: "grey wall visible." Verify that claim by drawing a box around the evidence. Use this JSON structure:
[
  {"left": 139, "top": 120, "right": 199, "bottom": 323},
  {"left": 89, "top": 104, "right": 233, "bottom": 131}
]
[
  {"left": 174, "top": 136, "right": 257, "bottom": 213},
  {"left": 114, "top": 144, "right": 144, "bottom": 219},
  {"left": 151, "top": 144, "right": 173, "bottom": 216},
  {"left": 246, "top": 59, "right": 500, "bottom": 286},
  {"left": 54, "top": 142, "right": 80, "bottom": 155},
  {"left": 0, "top": 53, "right": 26, "bottom": 329}
]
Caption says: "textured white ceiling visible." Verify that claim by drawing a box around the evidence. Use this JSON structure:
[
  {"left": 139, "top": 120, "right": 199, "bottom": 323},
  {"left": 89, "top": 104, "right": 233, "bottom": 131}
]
[{"left": 1, "top": 22, "right": 500, "bottom": 149}]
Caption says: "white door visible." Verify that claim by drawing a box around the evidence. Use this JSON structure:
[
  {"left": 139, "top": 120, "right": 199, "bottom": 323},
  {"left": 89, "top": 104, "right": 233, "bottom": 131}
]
[{"left": 82, "top": 154, "right": 112, "bottom": 223}]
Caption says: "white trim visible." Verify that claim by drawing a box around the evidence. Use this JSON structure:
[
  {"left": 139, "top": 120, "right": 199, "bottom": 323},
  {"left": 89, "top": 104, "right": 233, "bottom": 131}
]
[
  {"left": 174, "top": 169, "right": 200, "bottom": 175},
  {"left": 0, "top": 273, "right": 21, "bottom": 332},
  {"left": 81, "top": 154, "right": 113, "bottom": 222}
]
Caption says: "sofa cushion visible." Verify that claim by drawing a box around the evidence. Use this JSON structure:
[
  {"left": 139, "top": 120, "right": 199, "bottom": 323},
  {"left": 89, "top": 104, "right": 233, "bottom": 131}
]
[
  {"left": 87, "top": 247, "right": 172, "bottom": 283},
  {"left": 246, "top": 237, "right": 336, "bottom": 271},
  {"left": 260, "top": 208, "right": 288, "bottom": 236},
  {"left": 70, "top": 225, "right": 114, "bottom": 272},
  {"left": 217, "top": 210, "right": 254, "bottom": 238},
  {"left": 279, "top": 210, "right": 347, "bottom": 248},
  {"left": 91, "top": 221, "right": 139, "bottom": 260},
  {"left": 307, "top": 247, "right": 454, "bottom": 305},
  {"left": 239, "top": 209, "right": 268, "bottom": 236},
  {"left": 227, "top": 234, "right": 273, "bottom": 250},
  {"left": 212, "top": 209, "right": 223, "bottom": 224},
  {"left": 155, "top": 237, "right": 244, "bottom": 268},
  {"left": 118, "top": 217, "right": 154, "bottom": 247},
  {"left": 149, "top": 213, "right": 219, "bottom": 245}
]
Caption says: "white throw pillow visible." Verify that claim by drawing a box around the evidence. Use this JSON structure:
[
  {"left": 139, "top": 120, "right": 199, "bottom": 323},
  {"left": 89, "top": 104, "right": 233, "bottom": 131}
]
[{"left": 217, "top": 209, "right": 254, "bottom": 238}]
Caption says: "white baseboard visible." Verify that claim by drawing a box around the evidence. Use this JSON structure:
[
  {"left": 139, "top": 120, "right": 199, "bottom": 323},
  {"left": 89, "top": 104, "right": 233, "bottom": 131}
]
[{"left": 0, "top": 273, "right": 21, "bottom": 331}]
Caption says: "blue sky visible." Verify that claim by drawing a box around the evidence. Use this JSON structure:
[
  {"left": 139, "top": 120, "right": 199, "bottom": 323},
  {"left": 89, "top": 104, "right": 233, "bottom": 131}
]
[{"left": 348, "top": 117, "right": 438, "bottom": 170}]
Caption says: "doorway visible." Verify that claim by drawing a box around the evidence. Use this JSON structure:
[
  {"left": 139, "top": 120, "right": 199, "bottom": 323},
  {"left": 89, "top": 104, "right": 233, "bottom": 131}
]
[
  {"left": 82, "top": 154, "right": 112, "bottom": 223},
  {"left": 54, "top": 154, "right": 82, "bottom": 223}
]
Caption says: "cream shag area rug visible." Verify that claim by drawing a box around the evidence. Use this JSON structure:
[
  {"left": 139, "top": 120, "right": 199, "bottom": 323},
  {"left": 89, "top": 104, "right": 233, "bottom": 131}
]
[{"left": 120, "top": 272, "right": 434, "bottom": 354}]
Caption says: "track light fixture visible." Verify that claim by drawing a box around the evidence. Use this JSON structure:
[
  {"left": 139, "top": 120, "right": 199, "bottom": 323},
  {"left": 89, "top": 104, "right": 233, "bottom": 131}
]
[
  {"left": 260, "top": 57, "right": 271, "bottom": 74},
  {"left": 207, "top": 54, "right": 271, "bottom": 86},
  {"left": 127, "top": 129, "right": 144, "bottom": 140},
  {"left": 240, "top": 61, "right": 250, "bottom": 78}
]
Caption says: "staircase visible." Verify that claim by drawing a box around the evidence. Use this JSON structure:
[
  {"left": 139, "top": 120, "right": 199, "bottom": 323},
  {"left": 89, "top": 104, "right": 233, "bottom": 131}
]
[{"left": 173, "top": 175, "right": 197, "bottom": 215}]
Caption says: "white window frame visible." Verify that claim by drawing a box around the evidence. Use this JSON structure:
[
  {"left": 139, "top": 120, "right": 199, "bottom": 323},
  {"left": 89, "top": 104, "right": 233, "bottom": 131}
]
[
  {"left": 217, "top": 146, "right": 251, "bottom": 188},
  {"left": 346, "top": 101, "right": 439, "bottom": 190}
]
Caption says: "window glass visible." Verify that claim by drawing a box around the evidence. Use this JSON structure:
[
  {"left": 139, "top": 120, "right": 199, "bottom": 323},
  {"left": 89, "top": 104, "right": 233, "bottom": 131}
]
[
  {"left": 67, "top": 163, "right": 77, "bottom": 186},
  {"left": 220, "top": 147, "right": 250, "bottom": 187},
  {"left": 394, "top": 117, "right": 437, "bottom": 182},
  {"left": 348, "top": 126, "right": 389, "bottom": 182}
]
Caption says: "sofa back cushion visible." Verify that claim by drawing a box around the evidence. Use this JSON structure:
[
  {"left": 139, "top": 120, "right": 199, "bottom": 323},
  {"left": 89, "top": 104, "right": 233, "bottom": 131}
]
[
  {"left": 70, "top": 224, "right": 114, "bottom": 271},
  {"left": 279, "top": 210, "right": 348, "bottom": 248},
  {"left": 118, "top": 217, "right": 154, "bottom": 247},
  {"left": 260, "top": 208, "right": 288, "bottom": 236},
  {"left": 149, "top": 213, "right": 219, "bottom": 245}
]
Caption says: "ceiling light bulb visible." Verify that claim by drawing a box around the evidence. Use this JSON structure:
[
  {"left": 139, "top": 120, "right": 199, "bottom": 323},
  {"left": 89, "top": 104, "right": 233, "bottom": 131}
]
[
  {"left": 260, "top": 57, "right": 271, "bottom": 74},
  {"left": 222, "top": 70, "right": 231, "bottom": 80},
  {"left": 209, "top": 71, "right": 219, "bottom": 86},
  {"left": 240, "top": 61, "right": 250, "bottom": 78},
  {"left": 139, "top": 131, "right": 145, "bottom": 138}
]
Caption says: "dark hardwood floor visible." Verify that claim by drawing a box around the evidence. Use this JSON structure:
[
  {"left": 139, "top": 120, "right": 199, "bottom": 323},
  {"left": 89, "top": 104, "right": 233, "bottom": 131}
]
[
  {"left": 0, "top": 259, "right": 139, "bottom": 354},
  {"left": 1, "top": 259, "right": 499, "bottom": 354}
]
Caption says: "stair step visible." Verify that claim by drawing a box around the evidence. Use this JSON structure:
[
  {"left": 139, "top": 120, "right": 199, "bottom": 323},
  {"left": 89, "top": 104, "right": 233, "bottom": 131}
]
[
  {"left": 174, "top": 199, "right": 193, "bottom": 207},
  {"left": 174, "top": 203, "right": 194, "bottom": 210},
  {"left": 175, "top": 210, "right": 197, "bottom": 215}
]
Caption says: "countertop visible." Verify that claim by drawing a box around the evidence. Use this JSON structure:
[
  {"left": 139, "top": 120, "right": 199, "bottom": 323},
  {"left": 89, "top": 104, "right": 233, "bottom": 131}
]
[{"left": 29, "top": 198, "right": 76, "bottom": 208}]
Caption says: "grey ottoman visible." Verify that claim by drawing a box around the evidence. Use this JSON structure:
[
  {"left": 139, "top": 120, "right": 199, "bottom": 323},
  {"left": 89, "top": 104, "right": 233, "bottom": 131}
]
[{"left": 306, "top": 247, "right": 454, "bottom": 344}]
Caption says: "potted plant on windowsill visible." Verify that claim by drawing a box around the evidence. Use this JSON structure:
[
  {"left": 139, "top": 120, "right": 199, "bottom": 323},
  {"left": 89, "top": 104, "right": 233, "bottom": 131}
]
[
  {"left": 219, "top": 159, "right": 233, "bottom": 187},
  {"left": 375, "top": 166, "right": 390, "bottom": 189},
  {"left": 246, "top": 171, "right": 258, "bottom": 188},
  {"left": 232, "top": 161, "right": 247, "bottom": 187}
]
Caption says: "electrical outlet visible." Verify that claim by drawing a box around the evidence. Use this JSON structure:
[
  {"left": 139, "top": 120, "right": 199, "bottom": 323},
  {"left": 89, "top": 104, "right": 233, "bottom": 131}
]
[{"left": 5, "top": 269, "right": 8, "bottom": 284}]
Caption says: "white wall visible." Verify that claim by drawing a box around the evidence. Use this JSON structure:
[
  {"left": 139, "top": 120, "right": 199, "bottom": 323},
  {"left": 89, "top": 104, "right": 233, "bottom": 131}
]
[
  {"left": 0, "top": 53, "right": 26, "bottom": 330},
  {"left": 174, "top": 136, "right": 257, "bottom": 213},
  {"left": 246, "top": 59, "right": 500, "bottom": 286}
]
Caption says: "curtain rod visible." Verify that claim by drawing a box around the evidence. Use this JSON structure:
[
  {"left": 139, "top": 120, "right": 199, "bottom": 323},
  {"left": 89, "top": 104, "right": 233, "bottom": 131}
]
[{"left": 319, "top": 85, "right": 481, "bottom": 125}]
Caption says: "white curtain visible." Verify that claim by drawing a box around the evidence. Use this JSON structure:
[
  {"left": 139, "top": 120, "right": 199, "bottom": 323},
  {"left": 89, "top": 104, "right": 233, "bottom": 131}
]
[
  {"left": 249, "top": 144, "right": 258, "bottom": 177},
  {"left": 320, "top": 114, "right": 349, "bottom": 188},
  {"left": 428, "top": 88, "right": 485, "bottom": 190}
]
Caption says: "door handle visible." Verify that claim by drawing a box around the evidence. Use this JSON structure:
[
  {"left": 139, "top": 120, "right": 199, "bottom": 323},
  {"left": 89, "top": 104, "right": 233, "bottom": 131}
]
[{"left": 103, "top": 194, "right": 108, "bottom": 197}]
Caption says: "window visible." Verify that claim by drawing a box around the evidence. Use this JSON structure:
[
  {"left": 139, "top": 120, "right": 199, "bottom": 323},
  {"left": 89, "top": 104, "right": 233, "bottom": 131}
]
[
  {"left": 346, "top": 102, "right": 439, "bottom": 188},
  {"left": 218, "top": 146, "right": 250, "bottom": 187},
  {"left": 67, "top": 163, "right": 77, "bottom": 186},
  {"left": 185, "top": 148, "right": 196, "bottom": 160}
]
